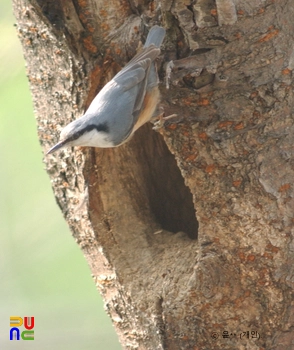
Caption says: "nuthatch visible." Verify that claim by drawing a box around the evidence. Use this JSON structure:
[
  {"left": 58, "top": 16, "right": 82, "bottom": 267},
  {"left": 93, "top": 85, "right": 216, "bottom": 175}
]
[{"left": 47, "top": 25, "right": 166, "bottom": 154}]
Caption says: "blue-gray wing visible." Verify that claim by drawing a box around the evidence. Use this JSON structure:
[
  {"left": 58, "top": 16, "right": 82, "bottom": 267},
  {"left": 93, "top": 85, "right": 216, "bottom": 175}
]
[
  {"left": 114, "top": 59, "right": 150, "bottom": 115},
  {"left": 114, "top": 45, "right": 160, "bottom": 114}
]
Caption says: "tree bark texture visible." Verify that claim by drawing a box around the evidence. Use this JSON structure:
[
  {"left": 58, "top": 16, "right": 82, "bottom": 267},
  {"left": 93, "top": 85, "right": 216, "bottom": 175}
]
[{"left": 13, "top": 0, "right": 294, "bottom": 349}]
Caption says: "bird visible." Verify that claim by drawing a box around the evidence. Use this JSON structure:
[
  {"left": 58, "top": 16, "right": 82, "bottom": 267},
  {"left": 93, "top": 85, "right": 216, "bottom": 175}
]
[{"left": 47, "top": 25, "right": 166, "bottom": 155}]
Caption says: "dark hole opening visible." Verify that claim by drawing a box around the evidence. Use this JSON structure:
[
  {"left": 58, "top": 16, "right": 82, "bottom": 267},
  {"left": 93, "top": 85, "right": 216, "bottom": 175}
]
[{"left": 132, "top": 124, "right": 198, "bottom": 239}]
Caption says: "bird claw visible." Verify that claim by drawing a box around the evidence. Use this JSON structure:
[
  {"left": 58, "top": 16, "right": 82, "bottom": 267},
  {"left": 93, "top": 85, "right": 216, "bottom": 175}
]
[{"left": 152, "top": 113, "right": 179, "bottom": 130}]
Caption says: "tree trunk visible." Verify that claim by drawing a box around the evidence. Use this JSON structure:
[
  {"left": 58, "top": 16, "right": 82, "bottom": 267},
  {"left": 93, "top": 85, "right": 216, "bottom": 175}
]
[{"left": 13, "top": 0, "right": 294, "bottom": 349}]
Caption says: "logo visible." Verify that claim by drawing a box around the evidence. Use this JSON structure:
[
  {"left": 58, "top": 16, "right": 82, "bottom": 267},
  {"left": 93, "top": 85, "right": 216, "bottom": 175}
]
[{"left": 10, "top": 316, "right": 34, "bottom": 340}]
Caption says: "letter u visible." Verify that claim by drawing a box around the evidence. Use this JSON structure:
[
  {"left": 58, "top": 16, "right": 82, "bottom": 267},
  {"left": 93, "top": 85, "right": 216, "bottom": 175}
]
[{"left": 24, "top": 316, "right": 34, "bottom": 330}]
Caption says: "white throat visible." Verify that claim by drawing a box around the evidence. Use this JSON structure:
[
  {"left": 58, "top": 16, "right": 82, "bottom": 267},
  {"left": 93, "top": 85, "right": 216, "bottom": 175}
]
[{"left": 73, "top": 129, "right": 115, "bottom": 148}]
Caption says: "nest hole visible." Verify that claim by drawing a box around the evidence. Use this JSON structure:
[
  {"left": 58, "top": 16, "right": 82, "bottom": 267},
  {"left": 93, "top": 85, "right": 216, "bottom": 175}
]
[{"left": 132, "top": 124, "right": 198, "bottom": 239}]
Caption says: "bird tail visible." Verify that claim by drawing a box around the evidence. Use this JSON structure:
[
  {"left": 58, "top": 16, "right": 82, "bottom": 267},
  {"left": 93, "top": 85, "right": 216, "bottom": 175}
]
[{"left": 144, "top": 25, "right": 166, "bottom": 48}]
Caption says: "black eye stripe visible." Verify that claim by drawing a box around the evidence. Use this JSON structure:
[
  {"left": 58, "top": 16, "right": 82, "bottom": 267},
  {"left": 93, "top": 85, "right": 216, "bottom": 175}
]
[{"left": 65, "top": 122, "right": 109, "bottom": 143}]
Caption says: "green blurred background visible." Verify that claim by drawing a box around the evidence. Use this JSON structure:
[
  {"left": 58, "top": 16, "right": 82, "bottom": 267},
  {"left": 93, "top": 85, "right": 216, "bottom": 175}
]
[{"left": 0, "top": 1, "right": 121, "bottom": 349}]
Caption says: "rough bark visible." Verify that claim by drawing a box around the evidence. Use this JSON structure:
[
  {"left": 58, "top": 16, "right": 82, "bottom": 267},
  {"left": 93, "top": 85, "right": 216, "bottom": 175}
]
[{"left": 13, "top": 0, "right": 294, "bottom": 349}]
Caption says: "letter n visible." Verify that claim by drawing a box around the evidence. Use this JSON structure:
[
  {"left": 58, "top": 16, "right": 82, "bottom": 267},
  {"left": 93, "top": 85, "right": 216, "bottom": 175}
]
[{"left": 10, "top": 327, "right": 20, "bottom": 340}]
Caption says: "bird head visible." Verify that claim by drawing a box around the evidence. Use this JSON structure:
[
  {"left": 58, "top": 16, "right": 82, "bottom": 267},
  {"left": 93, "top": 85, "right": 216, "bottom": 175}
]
[{"left": 46, "top": 116, "right": 112, "bottom": 154}]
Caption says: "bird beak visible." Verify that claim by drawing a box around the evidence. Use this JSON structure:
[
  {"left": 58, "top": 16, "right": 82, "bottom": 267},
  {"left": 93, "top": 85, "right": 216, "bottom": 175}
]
[{"left": 46, "top": 140, "right": 66, "bottom": 155}]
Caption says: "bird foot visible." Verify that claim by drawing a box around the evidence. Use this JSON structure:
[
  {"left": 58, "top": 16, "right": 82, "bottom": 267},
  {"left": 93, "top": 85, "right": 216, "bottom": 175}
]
[{"left": 152, "top": 113, "right": 178, "bottom": 130}]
